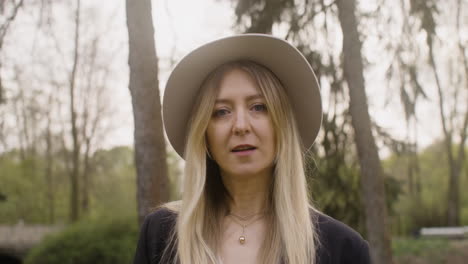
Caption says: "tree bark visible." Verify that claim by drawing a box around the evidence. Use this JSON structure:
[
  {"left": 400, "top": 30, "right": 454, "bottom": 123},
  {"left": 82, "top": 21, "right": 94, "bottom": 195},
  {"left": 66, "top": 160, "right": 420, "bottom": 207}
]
[
  {"left": 126, "top": 0, "right": 169, "bottom": 225},
  {"left": 336, "top": 0, "right": 393, "bottom": 263}
]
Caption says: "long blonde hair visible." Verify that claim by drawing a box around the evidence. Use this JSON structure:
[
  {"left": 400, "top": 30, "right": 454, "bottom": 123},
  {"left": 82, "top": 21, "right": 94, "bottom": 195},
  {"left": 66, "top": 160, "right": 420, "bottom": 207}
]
[{"left": 163, "top": 61, "right": 318, "bottom": 264}]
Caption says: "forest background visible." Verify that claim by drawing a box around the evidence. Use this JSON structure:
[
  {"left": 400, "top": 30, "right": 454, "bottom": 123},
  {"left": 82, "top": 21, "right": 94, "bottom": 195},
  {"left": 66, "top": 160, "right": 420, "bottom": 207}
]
[{"left": 0, "top": 0, "right": 467, "bottom": 264}]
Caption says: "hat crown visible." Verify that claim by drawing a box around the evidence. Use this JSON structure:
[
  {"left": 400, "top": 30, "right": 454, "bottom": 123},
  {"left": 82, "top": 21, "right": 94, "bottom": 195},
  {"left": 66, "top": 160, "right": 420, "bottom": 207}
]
[{"left": 163, "top": 34, "right": 322, "bottom": 159}]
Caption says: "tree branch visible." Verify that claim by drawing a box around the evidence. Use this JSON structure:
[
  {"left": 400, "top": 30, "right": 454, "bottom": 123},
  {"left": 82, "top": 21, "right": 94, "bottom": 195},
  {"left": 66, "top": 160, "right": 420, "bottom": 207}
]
[
  {"left": 429, "top": 41, "right": 453, "bottom": 161},
  {"left": 0, "top": 0, "right": 24, "bottom": 49}
]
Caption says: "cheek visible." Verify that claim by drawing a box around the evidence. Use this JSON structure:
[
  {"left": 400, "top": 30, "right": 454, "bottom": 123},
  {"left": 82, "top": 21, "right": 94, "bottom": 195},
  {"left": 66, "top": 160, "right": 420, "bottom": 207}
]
[
  {"left": 266, "top": 123, "right": 277, "bottom": 154},
  {"left": 206, "top": 125, "right": 217, "bottom": 148},
  {"left": 206, "top": 125, "right": 213, "bottom": 144},
  {"left": 264, "top": 121, "right": 276, "bottom": 143},
  {"left": 206, "top": 123, "right": 226, "bottom": 153}
]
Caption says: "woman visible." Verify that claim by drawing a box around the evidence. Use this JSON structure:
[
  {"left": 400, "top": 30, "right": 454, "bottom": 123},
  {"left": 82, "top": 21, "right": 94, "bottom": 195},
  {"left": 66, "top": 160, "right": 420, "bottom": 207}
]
[{"left": 133, "top": 34, "right": 370, "bottom": 264}]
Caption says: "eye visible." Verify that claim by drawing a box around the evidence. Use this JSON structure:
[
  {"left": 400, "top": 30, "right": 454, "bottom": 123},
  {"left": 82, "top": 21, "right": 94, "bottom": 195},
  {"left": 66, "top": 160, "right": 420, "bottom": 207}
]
[
  {"left": 213, "top": 108, "right": 230, "bottom": 117},
  {"left": 251, "top": 103, "right": 267, "bottom": 112}
]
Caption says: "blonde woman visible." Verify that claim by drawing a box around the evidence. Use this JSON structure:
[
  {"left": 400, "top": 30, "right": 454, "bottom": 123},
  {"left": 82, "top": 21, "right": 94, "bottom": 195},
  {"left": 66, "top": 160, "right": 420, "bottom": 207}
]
[{"left": 133, "top": 34, "right": 370, "bottom": 264}]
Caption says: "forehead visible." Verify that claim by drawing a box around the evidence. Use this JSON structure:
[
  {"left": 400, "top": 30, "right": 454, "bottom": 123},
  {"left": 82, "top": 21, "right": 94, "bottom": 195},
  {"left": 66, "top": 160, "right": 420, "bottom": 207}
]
[{"left": 215, "top": 68, "right": 262, "bottom": 99}]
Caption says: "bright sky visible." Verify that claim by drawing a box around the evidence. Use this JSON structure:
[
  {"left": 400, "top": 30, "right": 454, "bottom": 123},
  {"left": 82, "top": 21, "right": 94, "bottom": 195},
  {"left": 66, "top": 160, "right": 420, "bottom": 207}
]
[
  {"left": 92, "top": 0, "right": 237, "bottom": 149},
  {"left": 148, "top": 0, "right": 442, "bottom": 154},
  {"left": 74, "top": 0, "right": 447, "bottom": 154},
  {"left": 4, "top": 0, "right": 450, "bottom": 157}
]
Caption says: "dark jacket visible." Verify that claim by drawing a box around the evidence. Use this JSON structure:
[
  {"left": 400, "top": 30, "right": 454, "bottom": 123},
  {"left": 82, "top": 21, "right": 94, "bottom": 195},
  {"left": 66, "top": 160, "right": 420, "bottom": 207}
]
[{"left": 133, "top": 208, "right": 371, "bottom": 264}]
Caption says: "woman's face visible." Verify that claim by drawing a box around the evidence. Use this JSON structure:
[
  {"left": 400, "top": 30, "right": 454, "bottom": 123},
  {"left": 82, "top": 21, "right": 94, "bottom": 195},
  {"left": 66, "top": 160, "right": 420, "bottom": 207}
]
[{"left": 206, "top": 68, "right": 276, "bottom": 178}]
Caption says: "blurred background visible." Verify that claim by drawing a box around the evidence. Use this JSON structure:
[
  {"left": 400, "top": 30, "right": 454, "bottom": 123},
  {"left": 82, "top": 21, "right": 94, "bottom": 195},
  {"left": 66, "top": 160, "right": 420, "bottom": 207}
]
[{"left": 0, "top": 0, "right": 467, "bottom": 263}]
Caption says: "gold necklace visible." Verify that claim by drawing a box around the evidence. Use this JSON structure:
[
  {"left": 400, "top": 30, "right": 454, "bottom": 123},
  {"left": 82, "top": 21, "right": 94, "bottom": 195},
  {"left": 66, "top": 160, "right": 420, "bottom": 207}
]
[
  {"left": 228, "top": 213, "right": 265, "bottom": 245},
  {"left": 229, "top": 211, "right": 266, "bottom": 221}
]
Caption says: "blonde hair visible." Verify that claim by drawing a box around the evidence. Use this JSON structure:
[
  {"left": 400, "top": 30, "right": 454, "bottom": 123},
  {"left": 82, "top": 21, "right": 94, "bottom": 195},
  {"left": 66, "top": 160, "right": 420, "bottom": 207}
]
[{"left": 162, "top": 61, "right": 318, "bottom": 264}]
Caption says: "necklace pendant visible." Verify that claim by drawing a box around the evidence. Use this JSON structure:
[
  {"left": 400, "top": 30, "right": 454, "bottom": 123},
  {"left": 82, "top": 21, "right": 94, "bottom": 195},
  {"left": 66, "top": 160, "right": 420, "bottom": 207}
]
[{"left": 239, "top": 236, "right": 246, "bottom": 244}]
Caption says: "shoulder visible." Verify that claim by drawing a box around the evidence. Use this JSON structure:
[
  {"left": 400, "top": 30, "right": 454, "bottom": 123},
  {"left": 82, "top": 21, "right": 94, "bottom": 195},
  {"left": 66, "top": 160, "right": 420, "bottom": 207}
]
[
  {"left": 314, "top": 212, "right": 365, "bottom": 245},
  {"left": 142, "top": 201, "right": 180, "bottom": 234},
  {"left": 134, "top": 207, "right": 177, "bottom": 264},
  {"left": 143, "top": 207, "right": 178, "bottom": 241},
  {"left": 145, "top": 207, "right": 178, "bottom": 226},
  {"left": 314, "top": 212, "right": 371, "bottom": 264}
]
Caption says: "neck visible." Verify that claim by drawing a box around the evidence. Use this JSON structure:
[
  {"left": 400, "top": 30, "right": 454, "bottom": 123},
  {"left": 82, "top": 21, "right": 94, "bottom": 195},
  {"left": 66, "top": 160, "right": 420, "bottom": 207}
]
[{"left": 221, "top": 169, "right": 273, "bottom": 217}]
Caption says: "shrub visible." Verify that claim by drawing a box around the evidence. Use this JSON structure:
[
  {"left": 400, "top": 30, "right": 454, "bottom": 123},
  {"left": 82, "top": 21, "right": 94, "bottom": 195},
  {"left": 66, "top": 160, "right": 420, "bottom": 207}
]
[{"left": 24, "top": 216, "right": 138, "bottom": 264}]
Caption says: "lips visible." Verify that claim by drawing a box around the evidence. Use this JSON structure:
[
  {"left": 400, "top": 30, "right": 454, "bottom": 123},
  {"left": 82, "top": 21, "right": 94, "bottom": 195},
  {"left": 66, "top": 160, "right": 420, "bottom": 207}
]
[{"left": 231, "top": 144, "right": 257, "bottom": 152}]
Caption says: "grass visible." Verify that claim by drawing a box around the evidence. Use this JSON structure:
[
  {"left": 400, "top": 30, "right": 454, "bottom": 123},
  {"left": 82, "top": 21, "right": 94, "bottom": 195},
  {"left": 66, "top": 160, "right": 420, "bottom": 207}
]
[
  {"left": 392, "top": 237, "right": 450, "bottom": 257},
  {"left": 393, "top": 237, "right": 468, "bottom": 264}
]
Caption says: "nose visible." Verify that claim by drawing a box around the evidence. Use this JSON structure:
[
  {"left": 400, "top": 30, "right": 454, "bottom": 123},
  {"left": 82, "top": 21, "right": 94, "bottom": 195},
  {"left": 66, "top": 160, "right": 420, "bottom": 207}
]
[{"left": 232, "top": 109, "right": 250, "bottom": 136}]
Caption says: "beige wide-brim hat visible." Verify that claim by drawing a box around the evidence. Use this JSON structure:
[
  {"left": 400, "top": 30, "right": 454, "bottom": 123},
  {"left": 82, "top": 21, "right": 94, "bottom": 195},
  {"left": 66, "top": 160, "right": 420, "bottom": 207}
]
[{"left": 163, "top": 34, "right": 322, "bottom": 159}]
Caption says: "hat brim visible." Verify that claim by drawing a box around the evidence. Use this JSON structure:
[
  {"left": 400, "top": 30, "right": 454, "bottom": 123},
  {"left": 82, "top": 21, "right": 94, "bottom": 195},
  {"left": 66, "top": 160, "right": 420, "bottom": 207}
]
[{"left": 163, "top": 34, "right": 322, "bottom": 159}]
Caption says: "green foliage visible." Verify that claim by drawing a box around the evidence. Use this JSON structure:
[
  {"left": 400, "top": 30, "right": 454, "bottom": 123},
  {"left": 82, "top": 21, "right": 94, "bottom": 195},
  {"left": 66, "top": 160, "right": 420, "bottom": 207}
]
[
  {"left": 392, "top": 237, "right": 449, "bottom": 257},
  {"left": 393, "top": 238, "right": 468, "bottom": 264},
  {"left": 308, "top": 155, "right": 366, "bottom": 234},
  {"left": 384, "top": 141, "right": 468, "bottom": 235},
  {"left": 0, "top": 151, "right": 65, "bottom": 224},
  {"left": 24, "top": 216, "right": 138, "bottom": 264},
  {"left": 306, "top": 115, "right": 402, "bottom": 236},
  {"left": 88, "top": 146, "right": 137, "bottom": 219},
  {"left": 1, "top": 144, "right": 184, "bottom": 225},
  {"left": 0, "top": 146, "right": 137, "bottom": 224}
]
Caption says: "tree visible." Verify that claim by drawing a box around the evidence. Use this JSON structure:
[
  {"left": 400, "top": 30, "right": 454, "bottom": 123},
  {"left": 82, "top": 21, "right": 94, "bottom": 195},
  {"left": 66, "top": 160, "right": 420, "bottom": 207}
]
[
  {"left": 126, "top": 0, "right": 169, "bottom": 225},
  {"left": 0, "top": 0, "right": 24, "bottom": 104},
  {"left": 67, "top": 0, "right": 81, "bottom": 222},
  {"left": 44, "top": 93, "right": 57, "bottom": 223},
  {"left": 336, "top": 1, "right": 393, "bottom": 263},
  {"left": 0, "top": 0, "right": 124, "bottom": 223},
  {"left": 382, "top": 0, "right": 428, "bottom": 200},
  {"left": 78, "top": 35, "right": 116, "bottom": 215},
  {"left": 0, "top": 0, "right": 130, "bottom": 225},
  {"left": 384, "top": 141, "right": 464, "bottom": 235},
  {"left": 409, "top": 0, "right": 468, "bottom": 226}
]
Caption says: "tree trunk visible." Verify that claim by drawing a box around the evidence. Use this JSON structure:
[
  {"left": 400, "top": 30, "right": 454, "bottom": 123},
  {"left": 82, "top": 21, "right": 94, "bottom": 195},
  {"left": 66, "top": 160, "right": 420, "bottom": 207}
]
[
  {"left": 69, "top": 0, "right": 81, "bottom": 222},
  {"left": 45, "top": 95, "right": 55, "bottom": 224},
  {"left": 126, "top": 0, "right": 169, "bottom": 225},
  {"left": 81, "top": 137, "right": 91, "bottom": 214},
  {"left": 447, "top": 160, "right": 460, "bottom": 225},
  {"left": 336, "top": 0, "right": 393, "bottom": 263},
  {"left": 427, "top": 33, "right": 464, "bottom": 226}
]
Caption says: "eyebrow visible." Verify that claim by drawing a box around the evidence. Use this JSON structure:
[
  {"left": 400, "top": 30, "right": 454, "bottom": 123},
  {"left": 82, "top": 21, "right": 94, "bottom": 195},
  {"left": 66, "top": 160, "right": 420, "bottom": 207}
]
[{"left": 215, "top": 94, "right": 264, "bottom": 104}]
